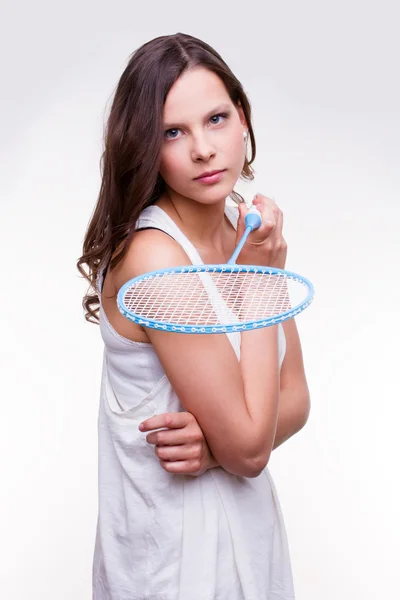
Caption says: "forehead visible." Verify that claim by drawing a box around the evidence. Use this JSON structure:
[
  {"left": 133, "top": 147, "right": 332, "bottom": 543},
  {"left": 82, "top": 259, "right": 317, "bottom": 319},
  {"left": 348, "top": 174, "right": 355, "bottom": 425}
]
[{"left": 163, "top": 67, "right": 232, "bottom": 122}]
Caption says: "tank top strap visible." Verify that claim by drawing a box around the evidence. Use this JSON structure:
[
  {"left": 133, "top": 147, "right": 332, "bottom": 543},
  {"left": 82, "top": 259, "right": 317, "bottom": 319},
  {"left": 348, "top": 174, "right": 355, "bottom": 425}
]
[
  {"left": 224, "top": 203, "right": 239, "bottom": 231},
  {"left": 137, "top": 202, "right": 242, "bottom": 360}
]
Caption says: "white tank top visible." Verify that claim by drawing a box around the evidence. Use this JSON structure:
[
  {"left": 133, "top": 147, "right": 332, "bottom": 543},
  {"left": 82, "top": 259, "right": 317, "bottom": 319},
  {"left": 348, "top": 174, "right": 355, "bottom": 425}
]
[{"left": 92, "top": 202, "right": 295, "bottom": 600}]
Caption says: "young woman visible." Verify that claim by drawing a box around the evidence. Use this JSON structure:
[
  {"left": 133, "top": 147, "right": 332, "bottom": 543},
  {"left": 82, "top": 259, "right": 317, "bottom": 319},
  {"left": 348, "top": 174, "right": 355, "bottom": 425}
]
[{"left": 78, "top": 32, "right": 310, "bottom": 600}]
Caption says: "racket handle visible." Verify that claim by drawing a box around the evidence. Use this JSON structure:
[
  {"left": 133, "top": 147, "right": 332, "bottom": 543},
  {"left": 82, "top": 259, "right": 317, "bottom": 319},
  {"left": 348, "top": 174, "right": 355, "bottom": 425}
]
[
  {"left": 227, "top": 205, "right": 263, "bottom": 264},
  {"left": 244, "top": 205, "right": 262, "bottom": 231}
]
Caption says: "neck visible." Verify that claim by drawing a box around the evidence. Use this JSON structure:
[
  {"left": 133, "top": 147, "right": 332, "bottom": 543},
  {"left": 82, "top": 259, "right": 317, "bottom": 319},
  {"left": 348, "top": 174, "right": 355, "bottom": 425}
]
[{"left": 157, "top": 188, "right": 232, "bottom": 252}]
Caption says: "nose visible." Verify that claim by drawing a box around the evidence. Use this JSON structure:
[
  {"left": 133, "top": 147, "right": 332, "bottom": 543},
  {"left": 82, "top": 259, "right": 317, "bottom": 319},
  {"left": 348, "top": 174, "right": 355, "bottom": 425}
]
[{"left": 190, "top": 131, "right": 216, "bottom": 162}]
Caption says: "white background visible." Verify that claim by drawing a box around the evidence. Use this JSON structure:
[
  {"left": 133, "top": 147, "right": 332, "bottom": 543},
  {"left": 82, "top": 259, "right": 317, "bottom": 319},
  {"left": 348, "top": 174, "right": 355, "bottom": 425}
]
[{"left": 1, "top": 1, "right": 399, "bottom": 598}]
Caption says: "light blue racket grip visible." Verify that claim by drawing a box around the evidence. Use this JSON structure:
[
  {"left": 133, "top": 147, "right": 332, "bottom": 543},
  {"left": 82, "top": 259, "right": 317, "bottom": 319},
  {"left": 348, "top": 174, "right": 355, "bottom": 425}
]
[
  {"left": 244, "top": 206, "right": 262, "bottom": 231},
  {"left": 227, "top": 206, "right": 263, "bottom": 264}
]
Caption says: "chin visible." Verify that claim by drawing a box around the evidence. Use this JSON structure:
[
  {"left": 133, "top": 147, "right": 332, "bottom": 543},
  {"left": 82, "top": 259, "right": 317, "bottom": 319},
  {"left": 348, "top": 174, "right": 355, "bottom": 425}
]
[
  {"left": 193, "top": 189, "right": 233, "bottom": 205},
  {"left": 191, "top": 180, "right": 237, "bottom": 204}
]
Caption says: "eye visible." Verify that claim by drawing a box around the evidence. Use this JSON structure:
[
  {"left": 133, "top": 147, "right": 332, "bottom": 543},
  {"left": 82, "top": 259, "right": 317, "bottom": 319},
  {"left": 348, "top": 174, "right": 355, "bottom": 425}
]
[
  {"left": 209, "top": 112, "right": 228, "bottom": 125},
  {"left": 164, "top": 112, "right": 229, "bottom": 140},
  {"left": 164, "top": 128, "right": 181, "bottom": 140}
]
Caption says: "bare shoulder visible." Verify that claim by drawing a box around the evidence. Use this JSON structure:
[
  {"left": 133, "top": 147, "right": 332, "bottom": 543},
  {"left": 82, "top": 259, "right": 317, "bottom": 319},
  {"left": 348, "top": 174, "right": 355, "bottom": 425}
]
[
  {"left": 113, "top": 228, "right": 191, "bottom": 289},
  {"left": 101, "top": 229, "right": 192, "bottom": 344}
]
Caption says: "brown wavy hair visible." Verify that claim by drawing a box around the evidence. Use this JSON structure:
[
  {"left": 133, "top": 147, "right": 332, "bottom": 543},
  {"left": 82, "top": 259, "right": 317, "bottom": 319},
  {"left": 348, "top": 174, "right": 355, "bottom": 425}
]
[{"left": 77, "top": 32, "right": 257, "bottom": 323}]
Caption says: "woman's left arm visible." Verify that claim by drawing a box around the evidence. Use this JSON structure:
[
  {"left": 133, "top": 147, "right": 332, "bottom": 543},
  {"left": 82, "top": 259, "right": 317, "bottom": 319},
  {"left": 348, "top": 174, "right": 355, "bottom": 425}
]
[
  {"left": 207, "top": 318, "right": 310, "bottom": 461},
  {"left": 272, "top": 318, "right": 310, "bottom": 450},
  {"left": 142, "top": 318, "right": 310, "bottom": 475}
]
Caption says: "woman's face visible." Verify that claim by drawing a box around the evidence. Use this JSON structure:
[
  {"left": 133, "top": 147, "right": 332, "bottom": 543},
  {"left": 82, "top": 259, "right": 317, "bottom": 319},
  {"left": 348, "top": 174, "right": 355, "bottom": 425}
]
[{"left": 159, "top": 67, "right": 248, "bottom": 204}]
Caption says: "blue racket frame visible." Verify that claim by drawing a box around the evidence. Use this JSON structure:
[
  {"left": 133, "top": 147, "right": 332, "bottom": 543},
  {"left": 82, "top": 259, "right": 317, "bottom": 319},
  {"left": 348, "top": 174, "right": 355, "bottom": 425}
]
[{"left": 117, "top": 264, "right": 315, "bottom": 334}]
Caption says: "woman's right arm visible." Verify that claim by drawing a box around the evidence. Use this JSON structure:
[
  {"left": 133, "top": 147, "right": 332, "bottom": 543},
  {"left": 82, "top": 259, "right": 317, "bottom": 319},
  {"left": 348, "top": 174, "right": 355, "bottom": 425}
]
[{"left": 115, "top": 227, "right": 281, "bottom": 478}]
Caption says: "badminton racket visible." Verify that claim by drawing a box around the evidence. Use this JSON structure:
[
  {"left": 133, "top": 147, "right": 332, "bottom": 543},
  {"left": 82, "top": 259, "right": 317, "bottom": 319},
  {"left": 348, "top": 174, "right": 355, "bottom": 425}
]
[{"left": 117, "top": 206, "right": 314, "bottom": 334}]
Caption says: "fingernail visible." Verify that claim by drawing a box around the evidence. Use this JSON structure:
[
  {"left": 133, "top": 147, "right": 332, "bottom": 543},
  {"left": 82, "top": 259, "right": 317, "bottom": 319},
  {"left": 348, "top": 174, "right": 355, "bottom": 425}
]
[{"left": 139, "top": 423, "right": 144, "bottom": 431}]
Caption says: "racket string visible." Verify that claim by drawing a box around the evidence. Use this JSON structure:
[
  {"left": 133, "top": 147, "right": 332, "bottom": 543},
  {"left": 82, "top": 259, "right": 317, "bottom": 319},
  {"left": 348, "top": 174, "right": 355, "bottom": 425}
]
[{"left": 123, "top": 269, "right": 298, "bottom": 326}]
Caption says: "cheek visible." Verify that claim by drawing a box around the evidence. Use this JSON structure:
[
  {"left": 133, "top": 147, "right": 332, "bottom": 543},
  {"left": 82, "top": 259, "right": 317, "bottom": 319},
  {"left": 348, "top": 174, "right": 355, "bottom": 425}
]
[
  {"left": 159, "top": 148, "right": 186, "bottom": 185},
  {"left": 225, "top": 130, "right": 246, "bottom": 171}
]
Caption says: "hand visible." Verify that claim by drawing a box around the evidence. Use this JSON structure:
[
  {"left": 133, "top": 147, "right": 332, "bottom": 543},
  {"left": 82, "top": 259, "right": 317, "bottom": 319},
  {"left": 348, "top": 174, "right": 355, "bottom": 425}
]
[
  {"left": 236, "top": 194, "right": 287, "bottom": 269},
  {"left": 139, "top": 411, "right": 218, "bottom": 476}
]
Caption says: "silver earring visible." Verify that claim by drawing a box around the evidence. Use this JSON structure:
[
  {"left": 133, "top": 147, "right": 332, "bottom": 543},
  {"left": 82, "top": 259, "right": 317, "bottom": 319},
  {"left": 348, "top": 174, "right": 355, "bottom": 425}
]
[{"left": 243, "top": 131, "right": 248, "bottom": 140}]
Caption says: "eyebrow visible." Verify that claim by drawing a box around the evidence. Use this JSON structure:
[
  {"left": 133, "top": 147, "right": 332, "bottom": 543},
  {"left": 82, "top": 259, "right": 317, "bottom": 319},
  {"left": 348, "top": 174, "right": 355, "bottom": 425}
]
[{"left": 164, "top": 103, "right": 232, "bottom": 129}]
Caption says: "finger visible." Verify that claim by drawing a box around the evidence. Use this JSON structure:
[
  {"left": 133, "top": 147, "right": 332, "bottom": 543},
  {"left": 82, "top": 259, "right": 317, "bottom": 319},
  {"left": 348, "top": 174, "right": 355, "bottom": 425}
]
[
  {"left": 139, "top": 411, "right": 190, "bottom": 432},
  {"left": 155, "top": 443, "right": 201, "bottom": 461},
  {"left": 146, "top": 426, "right": 203, "bottom": 446},
  {"left": 252, "top": 193, "right": 273, "bottom": 209},
  {"left": 253, "top": 194, "right": 275, "bottom": 218},
  {"left": 235, "top": 201, "right": 249, "bottom": 244},
  {"left": 251, "top": 195, "right": 283, "bottom": 241},
  {"left": 250, "top": 207, "right": 276, "bottom": 243},
  {"left": 159, "top": 459, "right": 202, "bottom": 475},
  {"left": 252, "top": 194, "right": 277, "bottom": 217},
  {"left": 274, "top": 206, "right": 283, "bottom": 237}
]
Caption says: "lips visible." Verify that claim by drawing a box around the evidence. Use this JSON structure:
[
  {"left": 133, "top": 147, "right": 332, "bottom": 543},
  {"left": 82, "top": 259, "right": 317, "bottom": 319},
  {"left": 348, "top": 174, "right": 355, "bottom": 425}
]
[{"left": 194, "top": 169, "right": 225, "bottom": 180}]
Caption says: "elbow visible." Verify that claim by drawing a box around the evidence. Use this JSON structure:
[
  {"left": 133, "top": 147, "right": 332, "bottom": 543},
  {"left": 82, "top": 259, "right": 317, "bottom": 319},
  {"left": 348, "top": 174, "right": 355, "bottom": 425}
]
[
  {"left": 216, "top": 450, "right": 271, "bottom": 479},
  {"left": 247, "top": 456, "right": 270, "bottom": 478},
  {"left": 246, "top": 391, "right": 312, "bottom": 476},
  {"left": 240, "top": 447, "right": 273, "bottom": 478},
  {"left": 227, "top": 460, "right": 267, "bottom": 479},
  {"left": 239, "top": 432, "right": 276, "bottom": 478}
]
